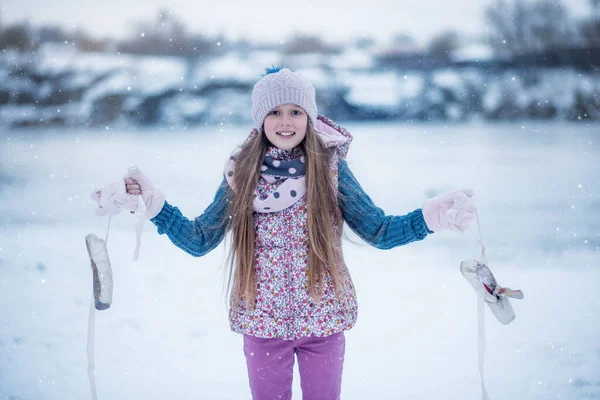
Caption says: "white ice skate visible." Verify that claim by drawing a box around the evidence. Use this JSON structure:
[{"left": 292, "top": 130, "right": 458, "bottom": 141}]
[
  {"left": 460, "top": 260, "right": 523, "bottom": 325},
  {"left": 85, "top": 233, "right": 113, "bottom": 310}
]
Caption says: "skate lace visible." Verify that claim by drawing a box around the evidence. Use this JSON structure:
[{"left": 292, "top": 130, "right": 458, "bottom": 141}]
[
  {"left": 475, "top": 209, "right": 490, "bottom": 400},
  {"left": 86, "top": 205, "right": 144, "bottom": 400},
  {"left": 86, "top": 216, "right": 111, "bottom": 400}
]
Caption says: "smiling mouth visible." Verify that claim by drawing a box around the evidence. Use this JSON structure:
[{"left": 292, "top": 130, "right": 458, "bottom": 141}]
[{"left": 277, "top": 132, "right": 295, "bottom": 137}]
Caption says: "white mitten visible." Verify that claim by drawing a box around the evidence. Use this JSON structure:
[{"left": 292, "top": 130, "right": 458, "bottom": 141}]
[
  {"left": 124, "top": 166, "right": 166, "bottom": 219},
  {"left": 422, "top": 189, "right": 476, "bottom": 232},
  {"left": 90, "top": 181, "right": 139, "bottom": 216}
]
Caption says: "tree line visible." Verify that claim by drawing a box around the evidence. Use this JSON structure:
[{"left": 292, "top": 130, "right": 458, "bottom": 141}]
[{"left": 0, "top": 0, "right": 599, "bottom": 59}]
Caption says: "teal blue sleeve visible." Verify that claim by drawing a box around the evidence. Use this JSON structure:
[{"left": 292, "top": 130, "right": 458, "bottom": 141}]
[
  {"left": 338, "top": 159, "right": 432, "bottom": 249},
  {"left": 150, "top": 179, "right": 230, "bottom": 257}
]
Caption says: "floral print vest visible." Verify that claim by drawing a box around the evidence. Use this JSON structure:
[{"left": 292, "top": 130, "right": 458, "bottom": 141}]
[{"left": 228, "top": 116, "right": 357, "bottom": 340}]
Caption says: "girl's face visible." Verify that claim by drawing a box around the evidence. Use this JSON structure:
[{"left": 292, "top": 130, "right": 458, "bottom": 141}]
[{"left": 263, "top": 104, "right": 308, "bottom": 151}]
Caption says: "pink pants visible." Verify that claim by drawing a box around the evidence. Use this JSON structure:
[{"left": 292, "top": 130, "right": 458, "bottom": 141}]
[{"left": 243, "top": 332, "right": 346, "bottom": 400}]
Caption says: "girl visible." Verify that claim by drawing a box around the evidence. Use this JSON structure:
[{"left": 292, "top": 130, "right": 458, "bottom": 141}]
[{"left": 121, "top": 68, "right": 476, "bottom": 399}]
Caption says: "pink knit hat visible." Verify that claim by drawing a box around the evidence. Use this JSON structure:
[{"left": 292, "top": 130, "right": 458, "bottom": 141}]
[{"left": 251, "top": 68, "right": 318, "bottom": 131}]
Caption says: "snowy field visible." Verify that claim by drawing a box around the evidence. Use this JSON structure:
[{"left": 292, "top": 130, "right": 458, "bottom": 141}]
[{"left": 0, "top": 121, "right": 598, "bottom": 399}]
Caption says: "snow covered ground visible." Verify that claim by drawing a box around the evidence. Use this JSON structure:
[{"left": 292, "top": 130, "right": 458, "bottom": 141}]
[{"left": 0, "top": 121, "right": 598, "bottom": 399}]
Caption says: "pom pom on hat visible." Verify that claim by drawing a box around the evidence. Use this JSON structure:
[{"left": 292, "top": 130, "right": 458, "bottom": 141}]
[
  {"left": 251, "top": 67, "right": 317, "bottom": 131},
  {"left": 263, "top": 65, "right": 283, "bottom": 75}
]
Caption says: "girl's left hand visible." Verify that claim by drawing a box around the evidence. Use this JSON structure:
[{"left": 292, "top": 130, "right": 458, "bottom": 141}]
[{"left": 422, "top": 189, "right": 476, "bottom": 233}]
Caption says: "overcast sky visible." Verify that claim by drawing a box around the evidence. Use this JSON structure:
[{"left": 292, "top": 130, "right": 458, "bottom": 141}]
[{"left": 1, "top": 0, "right": 593, "bottom": 45}]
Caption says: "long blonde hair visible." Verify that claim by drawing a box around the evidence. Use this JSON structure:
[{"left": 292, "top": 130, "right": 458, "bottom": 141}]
[{"left": 226, "top": 121, "right": 344, "bottom": 308}]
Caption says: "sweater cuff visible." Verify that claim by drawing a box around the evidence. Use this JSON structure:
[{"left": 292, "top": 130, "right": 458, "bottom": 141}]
[
  {"left": 150, "top": 201, "right": 178, "bottom": 234},
  {"left": 413, "top": 208, "right": 434, "bottom": 238}
]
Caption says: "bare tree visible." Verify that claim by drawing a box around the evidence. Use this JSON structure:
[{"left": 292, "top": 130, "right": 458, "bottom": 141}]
[
  {"left": 428, "top": 31, "right": 461, "bottom": 57},
  {"left": 580, "top": 17, "right": 600, "bottom": 47},
  {"left": 391, "top": 33, "right": 419, "bottom": 52},
  {"left": 354, "top": 35, "right": 376, "bottom": 50},
  {"left": 282, "top": 33, "right": 338, "bottom": 54},
  {"left": 485, "top": 0, "right": 578, "bottom": 54},
  {"left": 118, "top": 9, "right": 216, "bottom": 57},
  {"left": 0, "top": 22, "right": 35, "bottom": 51}
]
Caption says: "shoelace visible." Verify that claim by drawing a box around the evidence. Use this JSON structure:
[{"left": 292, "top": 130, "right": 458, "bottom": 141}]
[
  {"left": 86, "top": 216, "right": 111, "bottom": 400},
  {"left": 474, "top": 209, "right": 490, "bottom": 400},
  {"left": 86, "top": 203, "right": 145, "bottom": 399}
]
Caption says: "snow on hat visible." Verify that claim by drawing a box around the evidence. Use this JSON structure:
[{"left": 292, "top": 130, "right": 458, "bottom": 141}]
[{"left": 251, "top": 67, "right": 318, "bottom": 131}]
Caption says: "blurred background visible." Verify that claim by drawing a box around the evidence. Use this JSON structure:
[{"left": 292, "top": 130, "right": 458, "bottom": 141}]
[
  {"left": 0, "top": 1, "right": 599, "bottom": 399},
  {"left": 0, "top": 0, "right": 599, "bottom": 127}
]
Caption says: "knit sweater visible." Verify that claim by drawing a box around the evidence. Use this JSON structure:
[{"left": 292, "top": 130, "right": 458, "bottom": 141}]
[
  {"left": 151, "top": 158, "right": 432, "bottom": 339},
  {"left": 151, "top": 159, "right": 432, "bottom": 255}
]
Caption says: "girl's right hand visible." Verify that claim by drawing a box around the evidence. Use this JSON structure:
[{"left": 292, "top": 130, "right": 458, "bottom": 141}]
[
  {"left": 124, "top": 166, "right": 166, "bottom": 219},
  {"left": 125, "top": 178, "right": 141, "bottom": 195},
  {"left": 91, "top": 180, "right": 139, "bottom": 216}
]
